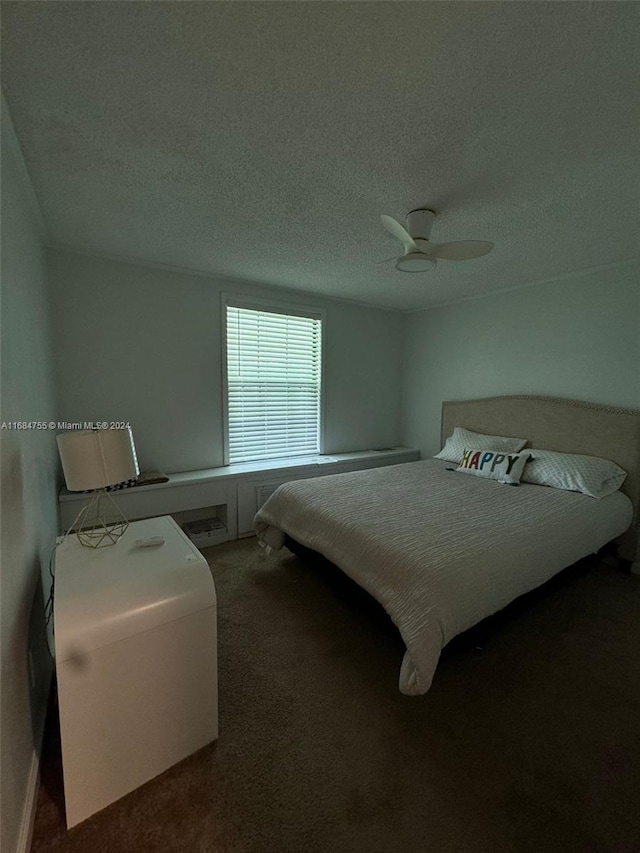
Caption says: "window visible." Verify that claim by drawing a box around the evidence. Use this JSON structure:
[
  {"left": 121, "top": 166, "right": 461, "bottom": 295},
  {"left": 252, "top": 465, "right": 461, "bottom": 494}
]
[{"left": 224, "top": 299, "right": 323, "bottom": 464}]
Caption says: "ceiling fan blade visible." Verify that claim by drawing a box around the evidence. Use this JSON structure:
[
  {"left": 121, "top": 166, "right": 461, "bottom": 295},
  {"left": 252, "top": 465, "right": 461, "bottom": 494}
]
[
  {"left": 380, "top": 214, "right": 417, "bottom": 253},
  {"left": 430, "top": 241, "right": 494, "bottom": 261},
  {"left": 376, "top": 254, "right": 401, "bottom": 265}
]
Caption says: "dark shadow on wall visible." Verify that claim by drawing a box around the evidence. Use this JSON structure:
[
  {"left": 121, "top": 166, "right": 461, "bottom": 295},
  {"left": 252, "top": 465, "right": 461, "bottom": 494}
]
[{"left": 28, "top": 574, "right": 53, "bottom": 748}]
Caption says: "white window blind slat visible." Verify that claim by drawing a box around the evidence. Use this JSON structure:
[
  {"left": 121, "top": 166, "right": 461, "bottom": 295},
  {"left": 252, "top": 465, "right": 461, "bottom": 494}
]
[{"left": 226, "top": 305, "right": 322, "bottom": 463}]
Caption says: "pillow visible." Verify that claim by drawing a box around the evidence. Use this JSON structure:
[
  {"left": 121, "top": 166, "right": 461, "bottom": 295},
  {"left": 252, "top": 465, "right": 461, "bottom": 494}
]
[
  {"left": 521, "top": 449, "right": 627, "bottom": 499},
  {"left": 455, "top": 448, "right": 532, "bottom": 485},
  {"left": 434, "top": 427, "right": 527, "bottom": 464}
]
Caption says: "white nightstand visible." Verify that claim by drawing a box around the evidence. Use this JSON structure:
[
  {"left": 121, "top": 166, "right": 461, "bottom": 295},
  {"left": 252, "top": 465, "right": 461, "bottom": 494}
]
[{"left": 54, "top": 516, "right": 218, "bottom": 828}]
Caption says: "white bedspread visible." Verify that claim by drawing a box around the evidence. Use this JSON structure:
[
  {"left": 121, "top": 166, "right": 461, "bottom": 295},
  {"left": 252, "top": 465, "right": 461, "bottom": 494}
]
[{"left": 254, "top": 459, "right": 633, "bottom": 695}]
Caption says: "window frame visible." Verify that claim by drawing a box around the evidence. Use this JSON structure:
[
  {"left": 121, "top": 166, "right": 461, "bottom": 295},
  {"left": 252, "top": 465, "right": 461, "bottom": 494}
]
[{"left": 221, "top": 293, "right": 327, "bottom": 466}]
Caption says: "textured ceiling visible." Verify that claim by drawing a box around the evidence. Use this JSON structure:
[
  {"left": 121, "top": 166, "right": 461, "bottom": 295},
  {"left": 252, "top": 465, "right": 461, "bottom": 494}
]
[{"left": 2, "top": 1, "right": 639, "bottom": 311}]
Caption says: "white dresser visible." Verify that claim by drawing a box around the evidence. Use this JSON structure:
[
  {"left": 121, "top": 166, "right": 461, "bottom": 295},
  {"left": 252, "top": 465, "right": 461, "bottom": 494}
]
[{"left": 54, "top": 516, "right": 218, "bottom": 828}]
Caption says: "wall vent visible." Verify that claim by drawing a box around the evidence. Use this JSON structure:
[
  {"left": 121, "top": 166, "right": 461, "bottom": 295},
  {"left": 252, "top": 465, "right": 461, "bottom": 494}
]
[
  {"left": 256, "top": 483, "right": 280, "bottom": 508},
  {"left": 183, "top": 517, "right": 226, "bottom": 547}
]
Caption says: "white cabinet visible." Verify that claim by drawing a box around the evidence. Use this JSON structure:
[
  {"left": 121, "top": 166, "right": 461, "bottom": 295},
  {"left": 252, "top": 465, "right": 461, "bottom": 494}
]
[
  {"left": 54, "top": 516, "right": 218, "bottom": 827},
  {"left": 236, "top": 465, "right": 318, "bottom": 537},
  {"left": 235, "top": 448, "right": 420, "bottom": 536},
  {"left": 58, "top": 447, "right": 420, "bottom": 546},
  {"left": 330, "top": 448, "right": 419, "bottom": 474},
  {"left": 59, "top": 476, "right": 238, "bottom": 542}
]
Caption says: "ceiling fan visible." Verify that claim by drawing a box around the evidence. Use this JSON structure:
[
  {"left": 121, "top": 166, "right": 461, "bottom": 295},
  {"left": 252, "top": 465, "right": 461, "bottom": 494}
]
[{"left": 379, "top": 209, "right": 494, "bottom": 272}]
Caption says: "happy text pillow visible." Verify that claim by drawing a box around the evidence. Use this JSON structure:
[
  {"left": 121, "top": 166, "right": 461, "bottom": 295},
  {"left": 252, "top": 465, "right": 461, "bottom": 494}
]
[{"left": 455, "top": 448, "right": 532, "bottom": 486}]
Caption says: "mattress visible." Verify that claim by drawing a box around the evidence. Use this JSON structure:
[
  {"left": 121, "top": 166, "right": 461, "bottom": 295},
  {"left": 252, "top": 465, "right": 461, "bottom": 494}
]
[{"left": 254, "top": 459, "right": 633, "bottom": 695}]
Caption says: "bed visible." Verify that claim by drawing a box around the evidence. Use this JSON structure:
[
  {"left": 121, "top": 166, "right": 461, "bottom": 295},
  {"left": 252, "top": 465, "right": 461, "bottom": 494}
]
[{"left": 254, "top": 396, "right": 640, "bottom": 695}]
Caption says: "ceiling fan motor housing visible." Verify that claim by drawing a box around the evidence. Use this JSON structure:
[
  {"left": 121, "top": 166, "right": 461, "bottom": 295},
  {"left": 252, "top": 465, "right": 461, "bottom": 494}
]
[{"left": 406, "top": 209, "right": 436, "bottom": 241}]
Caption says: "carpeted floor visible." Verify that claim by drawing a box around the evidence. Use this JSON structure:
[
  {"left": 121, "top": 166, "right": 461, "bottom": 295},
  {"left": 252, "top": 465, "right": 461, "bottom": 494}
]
[{"left": 32, "top": 538, "right": 640, "bottom": 853}]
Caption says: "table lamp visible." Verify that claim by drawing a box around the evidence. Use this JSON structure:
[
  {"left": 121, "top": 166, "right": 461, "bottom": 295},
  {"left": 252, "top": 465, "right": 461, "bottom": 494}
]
[{"left": 57, "top": 427, "right": 139, "bottom": 547}]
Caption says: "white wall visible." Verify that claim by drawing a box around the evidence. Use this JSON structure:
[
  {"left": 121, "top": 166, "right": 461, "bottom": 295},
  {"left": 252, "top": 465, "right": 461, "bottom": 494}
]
[
  {"left": 402, "top": 259, "right": 640, "bottom": 459},
  {"left": 1, "top": 108, "right": 58, "bottom": 853},
  {"left": 49, "top": 250, "right": 404, "bottom": 473}
]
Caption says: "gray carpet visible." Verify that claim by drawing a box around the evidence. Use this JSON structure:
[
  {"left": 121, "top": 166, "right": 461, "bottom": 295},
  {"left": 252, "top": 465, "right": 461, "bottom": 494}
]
[{"left": 32, "top": 538, "right": 640, "bottom": 853}]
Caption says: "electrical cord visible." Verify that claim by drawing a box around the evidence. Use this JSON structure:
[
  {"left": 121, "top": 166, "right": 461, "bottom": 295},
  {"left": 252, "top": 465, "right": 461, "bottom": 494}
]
[
  {"left": 43, "top": 537, "right": 63, "bottom": 660},
  {"left": 43, "top": 544, "right": 56, "bottom": 629},
  {"left": 44, "top": 507, "right": 86, "bottom": 658}
]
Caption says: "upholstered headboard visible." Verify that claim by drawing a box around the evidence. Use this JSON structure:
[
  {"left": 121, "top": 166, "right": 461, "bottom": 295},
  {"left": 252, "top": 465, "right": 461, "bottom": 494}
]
[{"left": 441, "top": 395, "right": 640, "bottom": 563}]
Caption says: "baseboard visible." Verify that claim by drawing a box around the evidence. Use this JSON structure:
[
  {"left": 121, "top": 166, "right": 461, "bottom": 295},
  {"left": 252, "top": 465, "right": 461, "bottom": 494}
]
[{"left": 16, "top": 751, "right": 40, "bottom": 853}]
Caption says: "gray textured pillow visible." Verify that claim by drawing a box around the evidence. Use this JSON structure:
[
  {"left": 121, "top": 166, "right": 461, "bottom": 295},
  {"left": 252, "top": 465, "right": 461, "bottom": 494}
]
[
  {"left": 521, "top": 449, "right": 627, "bottom": 499},
  {"left": 434, "top": 427, "right": 527, "bottom": 464}
]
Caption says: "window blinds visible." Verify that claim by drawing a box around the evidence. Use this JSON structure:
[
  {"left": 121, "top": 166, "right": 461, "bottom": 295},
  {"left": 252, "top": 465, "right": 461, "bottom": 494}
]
[{"left": 226, "top": 305, "right": 322, "bottom": 463}]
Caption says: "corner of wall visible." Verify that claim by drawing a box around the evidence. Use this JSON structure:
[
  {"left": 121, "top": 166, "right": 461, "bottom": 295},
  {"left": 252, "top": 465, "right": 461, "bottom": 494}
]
[
  {"left": 1, "top": 96, "right": 49, "bottom": 243},
  {"left": 1, "top": 94, "right": 59, "bottom": 853}
]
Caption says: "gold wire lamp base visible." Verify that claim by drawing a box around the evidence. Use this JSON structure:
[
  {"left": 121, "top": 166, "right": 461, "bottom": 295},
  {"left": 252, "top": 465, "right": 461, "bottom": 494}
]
[{"left": 72, "top": 489, "right": 130, "bottom": 548}]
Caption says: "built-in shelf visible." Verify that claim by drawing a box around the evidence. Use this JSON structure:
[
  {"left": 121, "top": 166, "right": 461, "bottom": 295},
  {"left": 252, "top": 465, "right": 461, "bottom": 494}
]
[{"left": 58, "top": 447, "right": 420, "bottom": 544}]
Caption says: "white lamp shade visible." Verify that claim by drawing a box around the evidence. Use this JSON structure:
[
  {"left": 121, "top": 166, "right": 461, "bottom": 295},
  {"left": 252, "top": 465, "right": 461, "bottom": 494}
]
[{"left": 57, "top": 428, "right": 139, "bottom": 491}]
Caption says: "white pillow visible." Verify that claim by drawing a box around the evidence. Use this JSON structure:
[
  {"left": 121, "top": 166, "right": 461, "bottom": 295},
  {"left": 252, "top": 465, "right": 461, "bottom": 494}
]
[
  {"left": 434, "top": 427, "right": 527, "bottom": 464},
  {"left": 521, "top": 449, "right": 627, "bottom": 499},
  {"left": 455, "top": 448, "right": 532, "bottom": 485}
]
